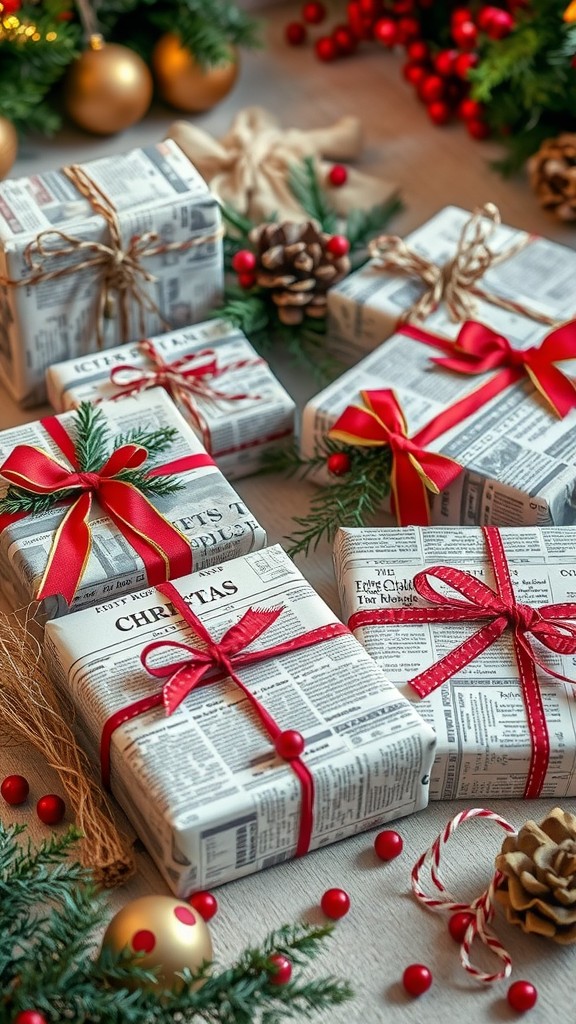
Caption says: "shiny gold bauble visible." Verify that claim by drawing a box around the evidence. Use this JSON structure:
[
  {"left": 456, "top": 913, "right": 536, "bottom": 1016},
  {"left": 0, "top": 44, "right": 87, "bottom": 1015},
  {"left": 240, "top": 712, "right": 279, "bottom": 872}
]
[
  {"left": 64, "top": 39, "right": 153, "bottom": 135},
  {"left": 0, "top": 116, "right": 18, "bottom": 180},
  {"left": 101, "top": 894, "right": 213, "bottom": 991},
  {"left": 152, "top": 33, "right": 239, "bottom": 113}
]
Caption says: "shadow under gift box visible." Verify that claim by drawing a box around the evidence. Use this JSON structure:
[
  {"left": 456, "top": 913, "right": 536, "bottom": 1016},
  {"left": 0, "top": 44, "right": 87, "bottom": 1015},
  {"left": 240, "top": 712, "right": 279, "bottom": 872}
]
[
  {"left": 0, "top": 388, "right": 266, "bottom": 621},
  {"left": 44, "top": 544, "right": 436, "bottom": 895}
]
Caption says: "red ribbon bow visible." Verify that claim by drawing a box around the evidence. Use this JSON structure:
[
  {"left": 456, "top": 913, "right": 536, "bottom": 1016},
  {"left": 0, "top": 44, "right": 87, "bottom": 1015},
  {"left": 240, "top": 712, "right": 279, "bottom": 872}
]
[
  {"left": 0, "top": 415, "right": 214, "bottom": 605},
  {"left": 349, "top": 526, "right": 576, "bottom": 797},
  {"left": 431, "top": 320, "right": 576, "bottom": 418},
  {"left": 100, "top": 581, "right": 350, "bottom": 857}
]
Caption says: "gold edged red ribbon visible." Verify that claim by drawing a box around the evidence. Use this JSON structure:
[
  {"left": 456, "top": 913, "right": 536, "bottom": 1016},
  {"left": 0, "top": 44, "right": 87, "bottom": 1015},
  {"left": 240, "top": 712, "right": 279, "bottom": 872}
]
[
  {"left": 348, "top": 525, "right": 576, "bottom": 798},
  {"left": 0, "top": 414, "right": 215, "bottom": 605},
  {"left": 100, "top": 580, "right": 351, "bottom": 857}
]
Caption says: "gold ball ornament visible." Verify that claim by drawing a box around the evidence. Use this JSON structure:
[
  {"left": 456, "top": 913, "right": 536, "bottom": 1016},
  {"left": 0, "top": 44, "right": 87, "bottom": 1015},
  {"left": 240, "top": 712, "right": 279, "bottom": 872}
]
[
  {"left": 152, "top": 33, "right": 239, "bottom": 113},
  {"left": 101, "top": 894, "right": 213, "bottom": 990},
  {"left": 64, "top": 37, "right": 153, "bottom": 135},
  {"left": 0, "top": 117, "right": 18, "bottom": 180}
]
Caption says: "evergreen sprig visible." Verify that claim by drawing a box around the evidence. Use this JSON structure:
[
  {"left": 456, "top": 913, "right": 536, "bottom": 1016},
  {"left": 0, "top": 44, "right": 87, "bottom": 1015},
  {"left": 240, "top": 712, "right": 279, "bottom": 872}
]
[
  {"left": 0, "top": 822, "right": 353, "bottom": 1023},
  {"left": 287, "top": 156, "right": 339, "bottom": 234}
]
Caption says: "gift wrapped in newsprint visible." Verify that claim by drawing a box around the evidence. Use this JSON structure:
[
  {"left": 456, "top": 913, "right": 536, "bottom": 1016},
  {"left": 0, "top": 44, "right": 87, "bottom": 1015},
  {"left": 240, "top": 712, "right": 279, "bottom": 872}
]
[
  {"left": 46, "top": 318, "right": 296, "bottom": 480},
  {"left": 334, "top": 524, "right": 576, "bottom": 801},
  {"left": 44, "top": 544, "right": 436, "bottom": 894},
  {"left": 0, "top": 141, "right": 223, "bottom": 406},
  {"left": 327, "top": 204, "right": 576, "bottom": 365},
  {"left": 0, "top": 388, "right": 266, "bottom": 620}
]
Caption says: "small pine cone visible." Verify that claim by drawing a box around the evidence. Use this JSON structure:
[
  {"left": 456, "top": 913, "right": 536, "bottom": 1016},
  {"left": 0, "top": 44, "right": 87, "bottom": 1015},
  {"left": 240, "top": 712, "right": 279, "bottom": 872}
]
[
  {"left": 528, "top": 133, "right": 576, "bottom": 222},
  {"left": 249, "top": 221, "right": 350, "bottom": 325},
  {"left": 495, "top": 807, "right": 576, "bottom": 944}
]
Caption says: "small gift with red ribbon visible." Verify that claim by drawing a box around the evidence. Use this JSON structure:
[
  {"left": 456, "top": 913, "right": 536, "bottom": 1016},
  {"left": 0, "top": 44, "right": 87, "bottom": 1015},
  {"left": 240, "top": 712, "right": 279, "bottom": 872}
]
[
  {"left": 46, "top": 320, "right": 296, "bottom": 481},
  {"left": 327, "top": 203, "right": 576, "bottom": 366},
  {"left": 44, "top": 543, "right": 436, "bottom": 895},
  {"left": 334, "top": 523, "right": 576, "bottom": 801},
  {"left": 0, "top": 389, "right": 266, "bottom": 618}
]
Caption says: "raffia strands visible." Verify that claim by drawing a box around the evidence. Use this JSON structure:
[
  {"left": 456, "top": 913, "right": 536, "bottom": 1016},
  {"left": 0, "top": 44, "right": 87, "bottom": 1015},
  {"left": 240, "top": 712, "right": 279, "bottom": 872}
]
[{"left": 0, "top": 606, "right": 135, "bottom": 887}]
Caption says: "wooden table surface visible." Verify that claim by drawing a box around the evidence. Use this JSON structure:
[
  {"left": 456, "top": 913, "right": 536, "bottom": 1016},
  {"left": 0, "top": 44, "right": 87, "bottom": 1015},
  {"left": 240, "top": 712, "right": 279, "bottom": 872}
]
[{"left": 2, "top": 5, "right": 576, "bottom": 1021}]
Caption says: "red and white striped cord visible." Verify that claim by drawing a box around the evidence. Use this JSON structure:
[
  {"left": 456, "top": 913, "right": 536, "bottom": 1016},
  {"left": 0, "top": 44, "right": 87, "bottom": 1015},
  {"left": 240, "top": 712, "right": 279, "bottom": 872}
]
[{"left": 411, "top": 807, "right": 517, "bottom": 984}]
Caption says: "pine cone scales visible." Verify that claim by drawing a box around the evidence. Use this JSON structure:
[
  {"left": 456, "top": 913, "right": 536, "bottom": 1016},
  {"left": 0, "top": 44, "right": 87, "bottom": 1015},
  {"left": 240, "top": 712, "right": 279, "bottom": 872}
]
[
  {"left": 249, "top": 221, "right": 350, "bottom": 325},
  {"left": 495, "top": 807, "right": 576, "bottom": 944},
  {"left": 528, "top": 133, "right": 576, "bottom": 222}
]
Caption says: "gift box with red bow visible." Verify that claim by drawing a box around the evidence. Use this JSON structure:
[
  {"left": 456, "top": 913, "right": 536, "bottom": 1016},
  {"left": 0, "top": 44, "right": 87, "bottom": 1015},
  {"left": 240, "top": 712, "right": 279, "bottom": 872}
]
[
  {"left": 46, "top": 318, "right": 296, "bottom": 481},
  {"left": 327, "top": 205, "right": 576, "bottom": 366},
  {"left": 44, "top": 544, "right": 436, "bottom": 894},
  {"left": 0, "top": 388, "right": 266, "bottom": 620},
  {"left": 301, "top": 316, "right": 576, "bottom": 527},
  {"left": 0, "top": 140, "right": 223, "bottom": 407},
  {"left": 334, "top": 524, "right": 576, "bottom": 801}
]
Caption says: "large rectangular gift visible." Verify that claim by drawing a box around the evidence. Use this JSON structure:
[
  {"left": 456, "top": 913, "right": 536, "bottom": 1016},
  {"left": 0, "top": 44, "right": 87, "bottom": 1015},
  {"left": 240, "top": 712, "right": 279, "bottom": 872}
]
[
  {"left": 46, "top": 318, "right": 296, "bottom": 480},
  {"left": 334, "top": 524, "right": 576, "bottom": 801},
  {"left": 44, "top": 544, "right": 436, "bottom": 894},
  {"left": 0, "top": 140, "right": 223, "bottom": 406},
  {"left": 327, "top": 204, "right": 576, "bottom": 365},
  {"left": 300, "top": 319, "right": 576, "bottom": 527},
  {"left": 0, "top": 388, "right": 266, "bottom": 620}
]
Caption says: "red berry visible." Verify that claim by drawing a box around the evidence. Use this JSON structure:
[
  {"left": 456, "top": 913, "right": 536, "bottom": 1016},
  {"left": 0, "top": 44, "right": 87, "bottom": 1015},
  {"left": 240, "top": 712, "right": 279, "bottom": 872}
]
[
  {"left": 238, "top": 271, "right": 256, "bottom": 289},
  {"left": 457, "top": 97, "right": 483, "bottom": 120},
  {"left": 327, "top": 452, "right": 351, "bottom": 476},
  {"left": 507, "top": 980, "right": 538, "bottom": 1012},
  {"left": 466, "top": 117, "right": 490, "bottom": 139},
  {"left": 373, "top": 17, "right": 397, "bottom": 46},
  {"left": 326, "top": 235, "right": 350, "bottom": 257},
  {"left": 285, "top": 21, "right": 307, "bottom": 45},
  {"left": 454, "top": 51, "right": 479, "bottom": 78},
  {"left": 231, "top": 249, "right": 256, "bottom": 274},
  {"left": 0, "top": 0, "right": 21, "bottom": 11},
  {"left": 328, "top": 164, "right": 348, "bottom": 187},
  {"left": 321, "top": 887, "right": 351, "bottom": 919},
  {"left": 452, "top": 20, "right": 478, "bottom": 49},
  {"left": 268, "top": 953, "right": 293, "bottom": 986},
  {"left": 396, "top": 16, "right": 420, "bottom": 42},
  {"left": 393, "top": 0, "right": 414, "bottom": 12},
  {"left": 407, "top": 40, "right": 428, "bottom": 62},
  {"left": 448, "top": 910, "right": 475, "bottom": 942},
  {"left": 14, "top": 1013, "right": 48, "bottom": 1024},
  {"left": 426, "top": 100, "right": 451, "bottom": 125},
  {"left": 315, "top": 35, "right": 338, "bottom": 61},
  {"left": 403, "top": 62, "right": 427, "bottom": 87},
  {"left": 1, "top": 774, "right": 29, "bottom": 806},
  {"left": 418, "top": 73, "right": 445, "bottom": 103},
  {"left": 476, "top": 5, "right": 500, "bottom": 30},
  {"left": 434, "top": 48, "right": 458, "bottom": 77},
  {"left": 188, "top": 890, "right": 218, "bottom": 921},
  {"left": 302, "top": 1, "right": 326, "bottom": 24},
  {"left": 332, "top": 24, "right": 356, "bottom": 55},
  {"left": 36, "top": 794, "right": 66, "bottom": 825},
  {"left": 402, "top": 963, "right": 433, "bottom": 997},
  {"left": 485, "top": 8, "right": 514, "bottom": 38},
  {"left": 450, "top": 7, "right": 474, "bottom": 25},
  {"left": 275, "top": 729, "right": 305, "bottom": 760},
  {"left": 374, "top": 829, "right": 403, "bottom": 861}
]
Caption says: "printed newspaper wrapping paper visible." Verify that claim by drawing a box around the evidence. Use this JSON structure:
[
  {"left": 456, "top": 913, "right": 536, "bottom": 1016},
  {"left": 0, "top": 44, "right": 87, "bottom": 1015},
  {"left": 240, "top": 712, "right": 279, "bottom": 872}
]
[
  {"left": 300, "top": 321, "right": 576, "bottom": 527},
  {"left": 0, "top": 388, "right": 266, "bottom": 620},
  {"left": 327, "top": 205, "right": 576, "bottom": 365},
  {"left": 334, "top": 524, "right": 576, "bottom": 801},
  {"left": 44, "top": 544, "right": 436, "bottom": 894},
  {"left": 0, "top": 140, "right": 223, "bottom": 406},
  {"left": 46, "top": 318, "right": 296, "bottom": 481}
]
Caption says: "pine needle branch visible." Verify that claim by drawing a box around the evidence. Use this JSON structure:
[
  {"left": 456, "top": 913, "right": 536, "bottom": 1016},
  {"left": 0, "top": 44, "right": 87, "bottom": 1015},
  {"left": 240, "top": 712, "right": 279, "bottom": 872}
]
[
  {"left": 287, "top": 156, "right": 338, "bottom": 233},
  {"left": 73, "top": 402, "right": 111, "bottom": 473},
  {"left": 113, "top": 425, "right": 180, "bottom": 461}
]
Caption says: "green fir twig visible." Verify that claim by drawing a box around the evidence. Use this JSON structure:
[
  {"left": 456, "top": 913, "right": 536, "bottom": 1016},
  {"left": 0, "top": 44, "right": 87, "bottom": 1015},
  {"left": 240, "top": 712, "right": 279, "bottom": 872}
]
[{"left": 287, "top": 156, "right": 339, "bottom": 234}]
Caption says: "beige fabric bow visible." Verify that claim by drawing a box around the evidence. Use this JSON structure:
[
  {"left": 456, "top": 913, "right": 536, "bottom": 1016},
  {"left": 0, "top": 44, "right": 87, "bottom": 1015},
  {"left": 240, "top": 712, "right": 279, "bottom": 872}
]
[{"left": 167, "top": 106, "right": 397, "bottom": 223}]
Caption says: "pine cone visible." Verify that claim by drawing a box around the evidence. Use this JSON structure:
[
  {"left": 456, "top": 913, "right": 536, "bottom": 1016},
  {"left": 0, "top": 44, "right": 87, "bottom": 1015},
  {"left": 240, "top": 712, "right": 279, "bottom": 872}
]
[
  {"left": 528, "top": 133, "right": 576, "bottom": 222},
  {"left": 249, "top": 221, "right": 350, "bottom": 326},
  {"left": 495, "top": 807, "right": 576, "bottom": 944}
]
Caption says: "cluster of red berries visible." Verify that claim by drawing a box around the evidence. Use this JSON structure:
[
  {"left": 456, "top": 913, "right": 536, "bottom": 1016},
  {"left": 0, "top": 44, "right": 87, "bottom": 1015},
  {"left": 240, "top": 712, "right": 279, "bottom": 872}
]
[{"left": 1, "top": 773, "right": 66, "bottom": 824}]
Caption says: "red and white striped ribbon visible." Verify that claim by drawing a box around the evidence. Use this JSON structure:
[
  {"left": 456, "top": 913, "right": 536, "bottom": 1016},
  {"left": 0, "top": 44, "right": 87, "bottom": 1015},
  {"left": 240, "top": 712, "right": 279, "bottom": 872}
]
[{"left": 411, "top": 807, "right": 517, "bottom": 984}]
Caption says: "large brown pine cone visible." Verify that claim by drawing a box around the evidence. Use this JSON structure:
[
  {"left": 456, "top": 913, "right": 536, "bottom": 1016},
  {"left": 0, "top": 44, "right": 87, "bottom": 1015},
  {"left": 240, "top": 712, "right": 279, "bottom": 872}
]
[
  {"left": 495, "top": 807, "right": 576, "bottom": 944},
  {"left": 249, "top": 221, "right": 351, "bottom": 326},
  {"left": 528, "top": 134, "right": 576, "bottom": 222}
]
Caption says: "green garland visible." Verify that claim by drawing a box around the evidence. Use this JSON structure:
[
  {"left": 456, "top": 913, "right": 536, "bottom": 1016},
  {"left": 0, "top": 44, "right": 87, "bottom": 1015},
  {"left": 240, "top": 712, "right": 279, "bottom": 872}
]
[{"left": 0, "top": 822, "right": 353, "bottom": 1022}]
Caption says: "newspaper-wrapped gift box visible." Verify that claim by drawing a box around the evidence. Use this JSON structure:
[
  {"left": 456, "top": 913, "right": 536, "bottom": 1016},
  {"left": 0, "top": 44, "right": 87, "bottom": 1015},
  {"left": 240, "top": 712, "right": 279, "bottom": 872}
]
[
  {"left": 0, "top": 388, "right": 266, "bottom": 620},
  {"left": 46, "top": 318, "right": 296, "bottom": 481},
  {"left": 301, "top": 323, "right": 576, "bottom": 527},
  {"left": 44, "top": 544, "right": 436, "bottom": 894},
  {"left": 0, "top": 140, "right": 223, "bottom": 407},
  {"left": 327, "top": 205, "right": 576, "bottom": 365},
  {"left": 334, "top": 524, "right": 576, "bottom": 801}
]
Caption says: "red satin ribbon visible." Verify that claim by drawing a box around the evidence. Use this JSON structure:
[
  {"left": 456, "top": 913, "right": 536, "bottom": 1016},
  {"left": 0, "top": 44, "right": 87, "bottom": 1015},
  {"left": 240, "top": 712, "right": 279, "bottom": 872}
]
[
  {"left": 348, "top": 525, "right": 576, "bottom": 797},
  {"left": 0, "top": 414, "right": 215, "bottom": 605},
  {"left": 100, "top": 580, "right": 350, "bottom": 857}
]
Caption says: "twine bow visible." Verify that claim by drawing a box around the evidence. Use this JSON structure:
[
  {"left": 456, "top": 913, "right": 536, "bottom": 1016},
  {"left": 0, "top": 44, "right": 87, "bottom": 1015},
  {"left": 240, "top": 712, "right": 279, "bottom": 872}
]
[{"left": 368, "top": 203, "right": 557, "bottom": 327}]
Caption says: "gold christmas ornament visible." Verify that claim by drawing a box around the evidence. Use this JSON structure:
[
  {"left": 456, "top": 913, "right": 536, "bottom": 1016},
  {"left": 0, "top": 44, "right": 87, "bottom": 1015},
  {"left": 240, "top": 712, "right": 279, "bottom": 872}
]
[
  {"left": 64, "top": 35, "right": 153, "bottom": 135},
  {"left": 495, "top": 807, "right": 576, "bottom": 944},
  {"left": 101, "top": 895, "right": 213, "bottom": 990},
  {"left": 152, "top": 33, "right": 238, "bottom": 113},
  {"left": 0, "top": 116, "right": 18, "bottom": 180}
]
